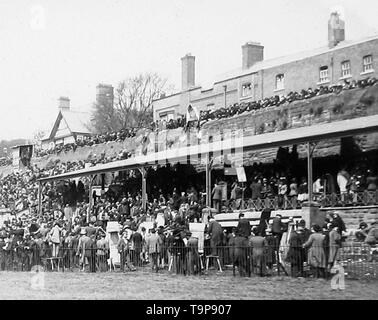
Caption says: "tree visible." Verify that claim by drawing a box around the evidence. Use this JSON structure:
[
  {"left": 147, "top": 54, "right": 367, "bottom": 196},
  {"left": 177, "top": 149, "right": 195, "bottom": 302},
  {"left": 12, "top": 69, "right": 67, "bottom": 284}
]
[
  {"left": 90, "top": 72, "right": 174, "bottom": 133},
  {"left": 116, "top": 72, "right": 174, "bottom": 129}
]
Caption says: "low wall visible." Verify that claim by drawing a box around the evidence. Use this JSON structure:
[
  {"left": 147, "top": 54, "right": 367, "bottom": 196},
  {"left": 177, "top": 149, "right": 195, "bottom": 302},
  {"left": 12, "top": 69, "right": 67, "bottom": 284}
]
[
  {"left": 215, "top": 206, "right": 378, "bottom": 231},
  {"left": 320, "top": 205, "right": 378, "bottom": 230}
]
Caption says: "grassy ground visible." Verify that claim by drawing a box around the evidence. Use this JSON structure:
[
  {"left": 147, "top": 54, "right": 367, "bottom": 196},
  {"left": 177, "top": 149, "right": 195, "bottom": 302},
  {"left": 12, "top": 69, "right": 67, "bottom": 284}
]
[{"left": 0, "top": 270, "right": 377, "bottom": 300}]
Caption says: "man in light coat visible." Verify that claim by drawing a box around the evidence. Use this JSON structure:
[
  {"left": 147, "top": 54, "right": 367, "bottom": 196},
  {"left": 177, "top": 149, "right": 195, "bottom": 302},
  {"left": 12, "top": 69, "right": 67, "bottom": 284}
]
[{"left": 146, "top": 228, "right": 163, "bottom": 272}]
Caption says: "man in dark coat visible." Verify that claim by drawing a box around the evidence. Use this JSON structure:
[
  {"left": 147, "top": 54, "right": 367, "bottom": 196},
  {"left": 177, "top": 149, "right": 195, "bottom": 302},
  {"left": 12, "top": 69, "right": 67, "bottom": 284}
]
[
  {"left": 233, "top": 231, "right": 249, "bottom": 277},
  {"left": 212, "top": 183, "right": 222, "bottom": 214},
  {"left": 130, "top": 229, "right": 143, "bottom": 266},
  {"left": 208, "top": 218, "right": 223, "bottom": 256},
  {"left": 171, "top": 231, "right": 186, "bottom": 274},
  {"left": 287, "top": 225, "right": 307, "bottom": 277},
  {"left": 272, "top": 214, "right": 285, "bottom": 243},
  {"left": 236, "top": 213, "right": 251, "bottom": 238}
]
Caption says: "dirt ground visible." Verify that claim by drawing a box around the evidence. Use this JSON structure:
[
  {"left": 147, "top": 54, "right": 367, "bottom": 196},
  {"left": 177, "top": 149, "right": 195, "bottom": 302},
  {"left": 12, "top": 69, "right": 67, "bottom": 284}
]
[{"left": 0, "top": 270, "right": 377, "bottom": 300}]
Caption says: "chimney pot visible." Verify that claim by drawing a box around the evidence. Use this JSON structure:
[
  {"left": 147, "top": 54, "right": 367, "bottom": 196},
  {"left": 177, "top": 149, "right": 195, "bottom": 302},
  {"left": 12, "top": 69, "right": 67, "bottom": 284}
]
[
  {"left": 328, "top": 12, "right": 345, "bottom": 48},
  {"left": 242, "top": 42, "right": 264, "bottom": 70},
  {"left": 58, "top": 96, "right": 70, "bottom": 111},
  {"left": 181, "top": 54, "right": 195, "bottom": 91}
]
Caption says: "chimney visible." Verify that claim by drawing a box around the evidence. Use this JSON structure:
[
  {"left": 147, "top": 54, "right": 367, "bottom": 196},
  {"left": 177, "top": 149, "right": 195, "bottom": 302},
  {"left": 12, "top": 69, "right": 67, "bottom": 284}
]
[
  {"left": 181, "top": 53, "right": 195, "bottom": 91},
  {"left": 96, "top": 84, "right": 114, "bottom": 108},
  {"left": 328, "top": 12, "right": 345, "bottom": 48},
  {"left": 58, "top": 96, "right": 70, "bottom": 112},
  {"left": 242, "top": 42, "right": 264, "bottom": 70}
]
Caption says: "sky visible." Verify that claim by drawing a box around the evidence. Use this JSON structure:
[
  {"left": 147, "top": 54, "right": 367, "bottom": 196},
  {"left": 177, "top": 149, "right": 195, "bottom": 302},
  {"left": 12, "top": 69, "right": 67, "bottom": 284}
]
[{"left": 0, "top": 0, "right": 377, "bottom": 141}]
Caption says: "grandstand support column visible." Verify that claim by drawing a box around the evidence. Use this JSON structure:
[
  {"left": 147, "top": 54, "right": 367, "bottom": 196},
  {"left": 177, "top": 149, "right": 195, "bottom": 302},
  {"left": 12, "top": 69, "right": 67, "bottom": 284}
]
[
  {"left": 139, "top": 167, "right": 147, "bottom": 211},
  {"left": 88, "top": 175, "right": 96, "bottom": 222},
  {"left": 302, "top": 142, "right": 323, "bottom": 227},
  {"left": 205, "top": 154, "right": 212, "bottom": 207},
  {"left": 307, "top": 142, "right": 317, "bottom": 202},
  {"left": 38, "top": 181, "right": 42, "bottom": 216}
]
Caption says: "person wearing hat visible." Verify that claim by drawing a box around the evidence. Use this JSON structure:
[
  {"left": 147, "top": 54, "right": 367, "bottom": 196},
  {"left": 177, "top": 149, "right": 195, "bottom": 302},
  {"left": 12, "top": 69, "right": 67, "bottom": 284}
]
[
  {"left": 364, "top": 221, "right": 378, "bottom": 262},
  {"left": 208, "top": 217, "right": 223, "bottom": 259},
  {"left": 171, "top": 229, "right": 186, "bottom": 275},
  {"left": 303, "top": 224, "right": 326, "bottom": 278},
  {"left": 211, "top": 183, "right": 222, "bottom": 214},
  {"left": 96, "top": 232, "right": 109, "bottom": 272},
  {"left": 355, "top": 222, "right": 369, "bottom": 242},
  {"left": 233, "top": 229, "right": 249, "bottom": 277},
  {"left": 130, "top": 227, "right": 143, "bottom": 267},
  {"left": 145, "top": 228, "right": 162, "bottom": 272},
  {"left": 328, "top": 223, "right": 341, "bottom": 269},
  {"left": 76, "top": 228, "right": 92, "bottom": 271},
  {"left": 287, "top": 221, "right": 308, "bottom": 277},
  {"left": 236, "top": 213, "right": 251, "bottom": 239},
  {"left": 249, "top": 228, "right": 268, "bottom": 277},
  {"left": 187, "top": 232, "right": 200, "bottom": 275}
]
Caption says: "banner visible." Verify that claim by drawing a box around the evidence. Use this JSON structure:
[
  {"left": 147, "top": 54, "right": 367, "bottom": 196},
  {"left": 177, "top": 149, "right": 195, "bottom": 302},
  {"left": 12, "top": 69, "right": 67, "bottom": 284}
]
[
  {"left": 189, "top": 223, "right": 206, "bottom": 254},
  {"left": 236, "top": 167, "right": 247, "bottom": 182}
]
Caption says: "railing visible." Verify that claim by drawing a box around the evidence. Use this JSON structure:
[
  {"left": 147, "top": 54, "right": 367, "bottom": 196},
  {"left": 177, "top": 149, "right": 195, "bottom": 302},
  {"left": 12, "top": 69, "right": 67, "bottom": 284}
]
[
  {"left": 0, "top": 243, "right": 376, "bottom": 280},
  {"left": 232, "top": 191, "right": 378, "bottom": 211}
]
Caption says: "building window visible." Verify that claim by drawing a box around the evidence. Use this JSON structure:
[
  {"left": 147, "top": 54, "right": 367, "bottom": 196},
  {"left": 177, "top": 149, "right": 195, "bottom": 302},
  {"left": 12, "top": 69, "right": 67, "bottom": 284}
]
[
  {"left": 159, "top": 111, "right": 174, "bottom": 121},
  {"left": 241, "top": 82, "right": 252, "bottom": 97},
  {"left": 341, "top": 60, "right": 351, "bottom": 78},
  {"left": 275, "top": 74, "right": 285, "bottom": 91},
  {"left": 363, "top": 55, "right": 373, "bottom": 73},
  {"left": 319, "top": 66, "right": 329, "bottom": 83}
]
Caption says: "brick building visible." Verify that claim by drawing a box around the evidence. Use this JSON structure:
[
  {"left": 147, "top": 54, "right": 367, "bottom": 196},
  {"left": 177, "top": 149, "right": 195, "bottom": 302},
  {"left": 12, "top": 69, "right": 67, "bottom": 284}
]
[{"left": 152, "top": 12, "right": 377, "bottom": 121}]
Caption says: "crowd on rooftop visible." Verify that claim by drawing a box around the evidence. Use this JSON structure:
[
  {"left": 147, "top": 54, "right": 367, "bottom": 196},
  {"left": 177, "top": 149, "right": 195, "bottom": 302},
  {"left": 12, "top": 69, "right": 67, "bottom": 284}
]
[{"left": 20, "top": 77, "right": 376, "bottom": 164}]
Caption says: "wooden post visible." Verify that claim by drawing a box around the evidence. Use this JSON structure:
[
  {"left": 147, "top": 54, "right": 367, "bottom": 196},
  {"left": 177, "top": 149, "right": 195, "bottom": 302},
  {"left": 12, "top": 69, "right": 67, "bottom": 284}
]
[
  {"left": 88, "top": 176, "right": 93, "bottom": 223},
  {"left": 38, "top": 181, "right": 43, "bottom": 216},
  {"left": 205, "top": 153, "right": 211, "bottom": 207},
  {"left": 307, "top": 142, "right": 313, "bottom": 203},
  {"left": 88, "top": 175, "right": 97, "bottom": 223},
  {"left": 139, "top": 168, "right": 147, "bottom": 211}
]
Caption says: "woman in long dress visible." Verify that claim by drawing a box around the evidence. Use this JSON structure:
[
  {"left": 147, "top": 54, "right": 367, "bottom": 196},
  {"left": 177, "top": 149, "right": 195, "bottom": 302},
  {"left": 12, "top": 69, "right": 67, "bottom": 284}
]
[{"left": 303, "top": 224, "right": 326, "bottom": 278}]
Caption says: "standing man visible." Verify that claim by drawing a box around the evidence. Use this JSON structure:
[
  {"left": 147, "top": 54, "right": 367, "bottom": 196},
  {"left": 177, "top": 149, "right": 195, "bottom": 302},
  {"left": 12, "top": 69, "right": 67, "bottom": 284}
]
[
  {"left": 146, "top": 229, "right": 163, "bottom": 272},
  {"left": 208, "top": 217, "right": 223, "bottom": 263},
  {"left": 272, "top": 214, "right": 285, "bottom": 243},
  {"left": 287, "top": 223, "right": 307, "bottom": 277},
  {"left": 236, "top": 213, "right": 251, "bottom": 238},
  {"left": 76, "top": 228, "right": 92, "bottom": 272},
  {"left": 187, "top": 232, "right": 200, "bottom": 275},
  {"left": 96, "top": 232, "right": 109, "bottom": 272},
  {"left": 212, "top": 183, "right": 222, "bottom": 214}
]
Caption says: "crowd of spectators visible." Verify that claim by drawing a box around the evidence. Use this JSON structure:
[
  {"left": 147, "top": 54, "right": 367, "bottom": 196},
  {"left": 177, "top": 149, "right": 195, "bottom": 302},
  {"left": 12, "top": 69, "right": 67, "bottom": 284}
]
[
  {"left": 199, "top": 77, "right": 377, "bottom": 124},
  {"left": 0, "top": 157, "right": 12, "bottom": 167},
  {"left": 23, "top": 77, "right": 377, "bottom": 163},
  {"left": 0, "top": 159, "right": 377, "bottom": 275},
  {"left": 35, "top": 128, "right": 137, "bottom": 158}
]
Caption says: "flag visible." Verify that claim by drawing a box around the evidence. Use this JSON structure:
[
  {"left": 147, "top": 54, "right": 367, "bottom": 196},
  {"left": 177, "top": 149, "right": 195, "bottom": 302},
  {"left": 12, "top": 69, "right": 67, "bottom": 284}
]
[
  {"left": 186, "top": 104, "right": 199, "bottom": 123},
  {"left": 141, "top": 135, "right": 150, "bottom": 155}
]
